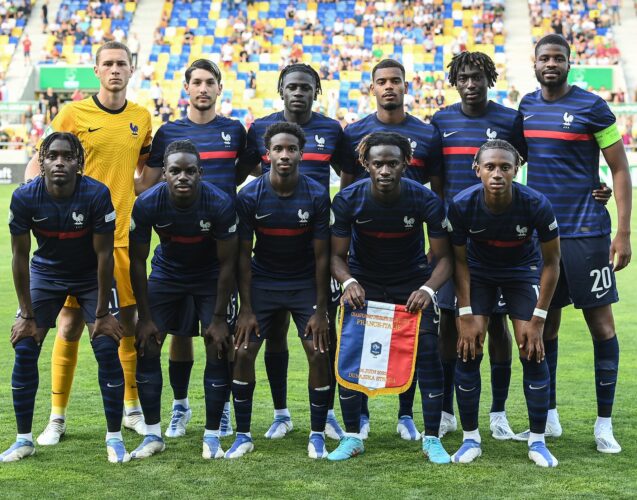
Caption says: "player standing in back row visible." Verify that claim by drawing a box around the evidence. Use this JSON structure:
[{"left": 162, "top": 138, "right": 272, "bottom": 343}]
[{"left": 517, "top": 34, "right": 631, "bottom": 452}]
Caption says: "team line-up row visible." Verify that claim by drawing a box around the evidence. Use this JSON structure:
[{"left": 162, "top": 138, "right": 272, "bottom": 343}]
[{"left": 1, "top": 35, "right": 630, "bottom": 467}]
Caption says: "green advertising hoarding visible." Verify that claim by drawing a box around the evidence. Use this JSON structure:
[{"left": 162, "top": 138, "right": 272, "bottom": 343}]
[
  {"left": 568, "top": 66, "right": 613, "bottom": 90},
  {"left": 39, "top": 66, "right": 100, "bottom": 91}
]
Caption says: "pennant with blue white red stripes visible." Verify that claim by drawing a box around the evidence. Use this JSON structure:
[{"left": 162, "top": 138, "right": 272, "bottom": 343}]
[{"left": 336, "top": 300, "right": 421, "bottom": 397}]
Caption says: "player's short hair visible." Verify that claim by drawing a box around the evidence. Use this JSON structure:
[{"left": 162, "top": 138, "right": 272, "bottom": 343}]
[
  {"left": 371, "top": 59, "right": 406, "bottom": 80},
  {"left": 447, "top": 51, "right": 498, "bottom": 88},
  {"left": 164, "top": 139, "right": 201, "bottom": 166},
  {"left": 95, "top": 41, "right": 132, "bottom": 65},
  {"left": 535, "top": 34, "right": 571, "bottom": 59},
  {"left": 473, "top": 139, "right": 523, "bottom": 167},
  {"left": 185, "top": 59, "right": 222, "bottom": 84},
  {"left": 277, "top": 64, "right": 322, "bottom": 99},
  {"left": 357, "top": 131, "right": 413, "bottom": 166},
  {"left": 39, "top": 132, "right": 85, "bottom": 173},
  {"left": 263, "top": 122, "right": 306, "bottom": 150}
]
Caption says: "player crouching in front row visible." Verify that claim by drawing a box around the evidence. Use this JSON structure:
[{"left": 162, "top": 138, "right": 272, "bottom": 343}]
[
  {"left": 447, "top": 139, "right": 561, "bottom": 467},
  {"left": 2, "top": 133, "right": 127, "bottom": 463},
  {"left": 128, "top": 140, "right": 238, "bottom": 460}
]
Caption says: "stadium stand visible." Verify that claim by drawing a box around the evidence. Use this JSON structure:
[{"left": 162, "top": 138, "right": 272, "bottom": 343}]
[
  {"left": 40, "top": 0, "right": 138, "bottom": 64},
  {"left": 528, "top": 0, "right": 621, "bottom": 66},
  {"left": 0, "top": 0, "right": 33, "bottom": 78},
  {"left": 137, "top": 0, "right": 511, "bottom": 125}
]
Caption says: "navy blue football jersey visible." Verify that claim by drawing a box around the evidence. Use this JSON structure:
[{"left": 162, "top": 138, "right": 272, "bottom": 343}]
[
  {"left": 237, "top": 173, "right": 330, "bottom": 290},
  {"left": 240, "top": 111, "right": 344, "bottom": 191},
  {"left": 448, "top": 182, "right": 559, "bottom": 281},
  {"left": 520, "top": 86, "right": 616, "bottom": 238},
  {"left": 147, "top": 116, "right": 247, "bottom": 197},
  {"left": 9, "top": 175, "right": 115, "bottom": 284},
  {"left": 130, "top": 182, "right": 237, "bottom": 284},
  {"left": 431, "top": 101, "right": 527, "bottom": 203},
  {"left": 341, "top": 113, "right": 442, "bottom": 184},
  {"left": 331, "top": 178, "right": 448, "bottom": 284}
]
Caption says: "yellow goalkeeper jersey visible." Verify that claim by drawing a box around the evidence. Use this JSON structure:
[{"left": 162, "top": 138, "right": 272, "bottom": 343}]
[{"left": 41, "top": 95, "right": 152, "bottom": 247}]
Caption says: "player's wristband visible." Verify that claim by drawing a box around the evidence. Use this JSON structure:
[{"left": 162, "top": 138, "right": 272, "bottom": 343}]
[
  {"left": 95, "top": 311, "right": 109, "bottom": 319},
  {"left": 419, "top": 285, "right": 435, "bottom": 299},
  {"left": 458, "top": 306, "right": 473, "bottom": 316},
  {"left": 20, "top": 313, "right": 35, "bottom": 320},
  {"left": 342, "top": 277, "right": 358, "bottom": 290},
  {"left": 533, "top": 308, "right": 548, "bottom": 319}
]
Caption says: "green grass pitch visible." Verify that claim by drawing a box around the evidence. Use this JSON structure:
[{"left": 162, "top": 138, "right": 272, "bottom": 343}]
[{"left": 0, "top": 184, "right": 635, "bottom": 499}]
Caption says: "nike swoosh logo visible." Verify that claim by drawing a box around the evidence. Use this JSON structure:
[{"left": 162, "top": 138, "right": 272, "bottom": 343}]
[
  {"left": 255, "top": 213, "right": 272, "bottom": 220},
  {"left": 458, "top": 385, "right": 476, "bottom": 392},
  {"left": 88, "top": 127, "right": 102, "bottom": 132},
  {"left": 339, "top": 394, "right": 357, "bottom": 400},
  {"left": 211, "top": 383, "right": 227, "bottom": 388},
  {"left": 469, "top": 228, "right": 487, "bottom": 234},
  {"left": 596, "top": 290, "right": 610, "bottom": 299},
  {"left": 331, "top": 293, "right": 341, "bottom": 302},
  {"left": 11, "top": 386, "right": 25, "bottom": 390},
  {"left": 498, "top": 301, "right": 506, "bottom": 307},
  {"left": 51, "top": 391, "right": 65, "bottom": 395},
  {"left": 311, "top": 403, "right": 326, "bottom": 407},
  {"left": 523, "top": 115, "right": 535, "bottom": 121},
  {"left": 135, "top": 379, "right": 149, "bottom": 384},
  {"left": 32, "top": 217, "right": 48, "bottom": 222},
  {"left": 155, "top": 223, "right": 172, "bottom": 228},
  {"left": 356, "top": 219, "right": 372, "bottom": 224},
  {"left": 107, "top": 382, "right": 124, "bottom": 388},
  {"left": 443, "top": 131, "right": 458, "bottom": 137},
  {"left": 428, "top": 392, "right": 443, "bottom": 399},
  {"left": 599, "top": 381, "right": 615, "bottom": 386},
  {"left": 528, "top": 384, "right": 548, "bottom": 390},
  {"left": 235, "top": 398, "right": 249, "bottom": 403}
]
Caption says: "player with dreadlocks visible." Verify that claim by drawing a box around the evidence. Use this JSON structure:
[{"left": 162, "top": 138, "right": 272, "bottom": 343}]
[
  {"left": 3, "top": 131, "right": 128, "bottom": 463},
  {"left": 237, "top": 63, "right": 347, "bottom": 442},
  {"left": 446, "top": 139, "right": 561, "bottom": 467},
  {"left": 430, "top": 51, "right": 526, "bottom": 442}
]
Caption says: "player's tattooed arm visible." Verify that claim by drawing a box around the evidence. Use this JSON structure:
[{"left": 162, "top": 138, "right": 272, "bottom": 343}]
[
  {"left": 10, "top": 233, "right": 39, "bottom": 346},
  {"left": 603, "top": 140, "right": 632, "bottom": 271},
  {"left": 306, "top": 238, "right": 329, "bottom": 353},
  {"left": 92, "top": 232, "right": 123, "bottom": 344},
  {"left": 205, "top": 235, "right": 238, "bottom": 359},
  {"left": 235, "top": 238, "right": 260, "bottom": 350},
  {"left": 452, "top": 244, "right": 483, "bottom": 362},
  {"left": 331, "top": 234, "right": 365, "bottom": 309},
  {"left": 129, "top": 240, "right": 161, "bottom": 356}
]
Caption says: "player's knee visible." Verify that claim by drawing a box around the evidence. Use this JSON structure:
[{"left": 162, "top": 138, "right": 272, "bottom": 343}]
[
  {"left": 233, "top": 343, "right": 258, "bottom": 369},
  {"left": 142, "top": 340, "right": 162, "bottom": 360},
  {"left": 169, "top": 335, "right": 194, "bottom": 361},
  {"left": 584, "top": 306, "right": 616, "bottom": 341},
  {"left": 91, "top": 335, "right": 119, "bottom": 360},
  {"left": 306, "top": 347, "right": 330, "bottom": 368},
  {"left": 57, "top": 309, "right": 85, "bottom": 341},
  {"left": 14, "top": 336, "right": 41, "bottom": 361},
  {"left": 486, "top": 314, "right": 510, "bottom": 339}
]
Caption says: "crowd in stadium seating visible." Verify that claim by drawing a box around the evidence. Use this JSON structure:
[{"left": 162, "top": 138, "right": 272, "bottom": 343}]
[{"left": 529, "top": 0, "right": 621, "bottom": 65}]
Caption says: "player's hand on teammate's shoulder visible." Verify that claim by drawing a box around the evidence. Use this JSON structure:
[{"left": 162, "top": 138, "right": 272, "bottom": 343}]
[
  {"left": 234, "top": 310, "right": 259, "bottom": 351},
  {"left": 10, "top": 315, "right": 40, "bottom": 347},
  {"left": 405, "top": 289, "right": 432, "bottom": 313},
  {"left": 592, "top": 183, "right": 612, "bottom": 206},
  {"left": 92, "top": 313, "right": 124, "bottom": 345},
  {"left": 456, "top": 314, "right": 482, "bottom": 362},
  {"left": 518, "top": 317, "right": 546, "bottom": 363},
  {"left": 305, "top": 310, "right": 329, "bottom": 353},
  {"left": 204, "top": 320, "right": 231, "bottom": 359},
  {"left": 610, "top": 231, "right": 631, "bottom": 272},
  {"left": 134, "top": 318, "right": 161, "bottom": 356},
  {"left": 341, "top": 280, "right": 365, "bottom": 310}
]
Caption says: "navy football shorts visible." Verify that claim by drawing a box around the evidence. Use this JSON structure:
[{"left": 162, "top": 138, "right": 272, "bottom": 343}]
[
  {"left": 250, "top": 286, "right": 317, "bottom": 342},
  {"left": 29, "top": 278, "right": 98, "bottom": 328},
  {"left": 437, "top": 278, "right": 508, "bottom": 315},
  {"left": 465, "top": 275, "right": 539, "bottom": 321},
  {"left": 550, "top": 235, "right": 618, "bottom": 309}
]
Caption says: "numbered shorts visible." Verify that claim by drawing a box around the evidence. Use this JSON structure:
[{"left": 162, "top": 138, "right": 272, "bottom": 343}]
[
  {"left": 147, "top": 280, "right": 234, "bottom": 336},
  {"left": 64, "top": 247, "right": 135, "bottom": 310},
  {"left": 551, "top": 235, "right": 618, "bottom": 309},
  {"left": 250, "top": 286, "right": 317, "bottom": 342},
  {"left": 464, "top": 275, "right": 539, "bottom": 321},
  {"left": 355, "top": 276, "right": 439, "bottom": 336},
  {"left": 436, "top": 278, "right": 508, "bottom": 315},
  {"left": 29, "top": 278, "right": 99, "bottom": 329}
]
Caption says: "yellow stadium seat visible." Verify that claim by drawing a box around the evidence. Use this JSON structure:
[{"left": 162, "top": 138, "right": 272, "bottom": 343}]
[{"left": 125, "top": 2, "right": 136, "bottom": 13}]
